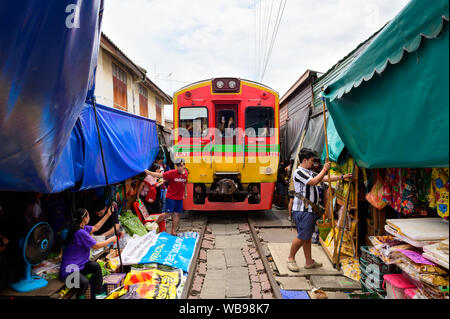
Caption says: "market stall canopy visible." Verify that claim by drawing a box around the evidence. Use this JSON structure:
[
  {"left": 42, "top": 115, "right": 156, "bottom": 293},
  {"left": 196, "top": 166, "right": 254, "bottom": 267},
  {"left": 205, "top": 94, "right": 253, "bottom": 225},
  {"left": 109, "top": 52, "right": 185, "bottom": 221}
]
[
  {"left": 2, "top": 102, "right": 159, "bottom": 193},
  {"left": 323, "top": 0, "right": 449, "bottom": 168},
  {"left": 72, "top": 102, "right": 159, "bottom": 191},
  {"left": 321, "top": 115, "right": 345, "bottom": 163},
  {"left": 0, "top": 0, "right": 104, "bottom": 192}
]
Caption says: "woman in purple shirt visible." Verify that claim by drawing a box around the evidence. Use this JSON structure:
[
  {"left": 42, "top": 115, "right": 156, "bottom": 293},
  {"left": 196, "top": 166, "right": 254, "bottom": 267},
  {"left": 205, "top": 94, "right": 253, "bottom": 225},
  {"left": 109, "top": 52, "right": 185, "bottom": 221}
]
[{"left": 60, "top": 208, "right": 117, "bottom": 299}]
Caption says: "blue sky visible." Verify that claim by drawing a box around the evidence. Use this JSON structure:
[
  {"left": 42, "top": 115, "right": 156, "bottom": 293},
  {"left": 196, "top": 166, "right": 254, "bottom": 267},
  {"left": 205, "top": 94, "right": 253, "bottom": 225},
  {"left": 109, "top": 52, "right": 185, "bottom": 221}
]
[{"left": 101, "top": 0, "right": 410, "bottom": 119}]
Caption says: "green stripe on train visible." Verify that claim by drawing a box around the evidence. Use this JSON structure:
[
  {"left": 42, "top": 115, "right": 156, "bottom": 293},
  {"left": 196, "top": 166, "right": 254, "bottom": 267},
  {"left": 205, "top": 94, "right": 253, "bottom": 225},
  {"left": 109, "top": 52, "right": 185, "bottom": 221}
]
[{"left": 173, "top": 145, "right": 280, "bottom": 152}]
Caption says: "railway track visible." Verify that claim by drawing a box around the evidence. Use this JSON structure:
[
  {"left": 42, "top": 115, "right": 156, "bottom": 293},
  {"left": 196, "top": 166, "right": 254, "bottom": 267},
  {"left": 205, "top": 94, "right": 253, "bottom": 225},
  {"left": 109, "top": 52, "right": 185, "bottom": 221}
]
[{"left": 181, "top": 213, "right": 281, "bottom": 299}]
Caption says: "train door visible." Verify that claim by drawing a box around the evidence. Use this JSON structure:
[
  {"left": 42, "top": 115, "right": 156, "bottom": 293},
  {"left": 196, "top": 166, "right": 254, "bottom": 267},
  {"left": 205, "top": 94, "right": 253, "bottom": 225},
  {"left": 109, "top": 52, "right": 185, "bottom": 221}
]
[{"left": 214, "top": 104, "right": 240, "bottom": 171}]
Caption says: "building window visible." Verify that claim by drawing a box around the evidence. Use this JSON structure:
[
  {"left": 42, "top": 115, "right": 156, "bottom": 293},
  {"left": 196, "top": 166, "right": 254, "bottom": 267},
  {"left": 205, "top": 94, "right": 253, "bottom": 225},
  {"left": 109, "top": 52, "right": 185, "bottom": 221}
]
[
  {"left": 139, "top": 85, "right": 148, "bottom": 118},
  {"left": 112, "top": 63, "right": 128, "bottom": 111},
  {"left": 155, "top": 96, "right": 162, "bottom": 124}
]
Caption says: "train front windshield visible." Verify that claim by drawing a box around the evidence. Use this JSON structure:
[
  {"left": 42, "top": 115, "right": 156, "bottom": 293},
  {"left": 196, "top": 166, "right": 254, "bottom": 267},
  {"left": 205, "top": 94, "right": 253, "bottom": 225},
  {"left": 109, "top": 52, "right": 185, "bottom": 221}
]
[{"left": 245, "top": 107, "right": 274, "bottom": 137}]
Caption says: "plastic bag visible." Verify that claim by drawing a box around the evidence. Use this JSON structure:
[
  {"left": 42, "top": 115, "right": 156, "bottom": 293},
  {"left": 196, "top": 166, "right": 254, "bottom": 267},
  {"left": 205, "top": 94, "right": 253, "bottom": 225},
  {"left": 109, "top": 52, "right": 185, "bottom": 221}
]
[
  {"left": 369, "top": 235, "right": 411, "bottom": 264},
  {"left": 365, "top": 170, "right": 388, "bottom": 210},
  {"left": 119, "top": 269, "right": 182, "bottom": 299}
]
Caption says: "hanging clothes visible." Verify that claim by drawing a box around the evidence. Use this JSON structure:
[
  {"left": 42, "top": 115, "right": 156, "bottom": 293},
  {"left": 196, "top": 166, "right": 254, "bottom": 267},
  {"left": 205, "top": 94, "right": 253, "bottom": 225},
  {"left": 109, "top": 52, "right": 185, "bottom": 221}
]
[
  {"left": 417, "top": 168, "right": 432, "bottom": 205},
  {"left": 382, "top": 168, "right": 404, "bottom": 213},
  {"left": 399, "top": 171, "right": 420, "bottom": 215},
  {"left": 428, "top": 168, "right": 449, "bottom": 219},
  {"left": 382, "top": 168, "right": 425, "bottom": 216}
]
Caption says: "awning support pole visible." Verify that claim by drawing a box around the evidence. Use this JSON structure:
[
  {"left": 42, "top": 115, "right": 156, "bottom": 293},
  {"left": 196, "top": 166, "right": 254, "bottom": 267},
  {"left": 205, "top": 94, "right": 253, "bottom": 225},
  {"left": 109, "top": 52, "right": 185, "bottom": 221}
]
[
  {"left": 321, "top": 88, "right": 334, "bottom": 227},
  {"left": 90, "top": 97, "right": 124, "bottom": 273}
]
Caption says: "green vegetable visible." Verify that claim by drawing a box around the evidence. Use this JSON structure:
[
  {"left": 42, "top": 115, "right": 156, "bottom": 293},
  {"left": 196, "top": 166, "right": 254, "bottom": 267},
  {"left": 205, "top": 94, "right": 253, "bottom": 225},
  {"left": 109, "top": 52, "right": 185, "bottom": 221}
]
[{"left": 119, "top": 210, "right": 148, "bottom": 237}]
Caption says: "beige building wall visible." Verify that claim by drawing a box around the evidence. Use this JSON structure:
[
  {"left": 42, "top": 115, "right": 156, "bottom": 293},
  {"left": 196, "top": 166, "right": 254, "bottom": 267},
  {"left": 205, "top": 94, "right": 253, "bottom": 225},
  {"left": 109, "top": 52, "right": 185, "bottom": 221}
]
[{"left": 94, "top": 46, "right": 165, "bottom": 123}]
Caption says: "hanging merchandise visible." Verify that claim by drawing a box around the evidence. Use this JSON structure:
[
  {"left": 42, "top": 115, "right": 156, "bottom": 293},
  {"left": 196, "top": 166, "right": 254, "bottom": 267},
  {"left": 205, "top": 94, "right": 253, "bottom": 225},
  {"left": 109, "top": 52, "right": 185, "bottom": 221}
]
[
  {"left": 333, "top": 156, "right": 356, "bottom": 208},
  {"left": 382, "top": 168, "right": 429, "bottom": 216},
  {"left": 382, "top": 168, "right": 403, "bottom": 213},
  {"left": 399, "top": 171, "right": 421, "bottom": 216},
  {"left": 366, "top": 170, "right": 388, "bottom": 210},
  {"left": 417, "top": 168, "right": 432, "bottom": 205},
  {"left": 428, "top": 168, "right": 449, "bottom": 219}
]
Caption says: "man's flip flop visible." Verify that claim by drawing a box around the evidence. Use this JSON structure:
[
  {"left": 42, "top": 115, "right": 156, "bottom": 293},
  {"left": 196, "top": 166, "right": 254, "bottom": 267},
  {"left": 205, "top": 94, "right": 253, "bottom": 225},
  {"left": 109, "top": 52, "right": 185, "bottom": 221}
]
[{"left": 304, "top": 261, "right": 323, "bottom": 269}]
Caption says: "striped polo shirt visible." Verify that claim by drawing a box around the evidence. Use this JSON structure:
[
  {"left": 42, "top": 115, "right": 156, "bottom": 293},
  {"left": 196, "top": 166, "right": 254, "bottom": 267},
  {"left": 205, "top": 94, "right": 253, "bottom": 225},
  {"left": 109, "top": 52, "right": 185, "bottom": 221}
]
[{"left": 292, "top": 167, "right": 320, "bottom": 213}]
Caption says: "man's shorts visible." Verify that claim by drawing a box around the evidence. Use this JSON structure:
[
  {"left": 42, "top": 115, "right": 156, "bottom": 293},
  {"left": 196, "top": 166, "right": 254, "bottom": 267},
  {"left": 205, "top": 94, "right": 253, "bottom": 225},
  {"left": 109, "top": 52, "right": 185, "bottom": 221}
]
[
  {"left": 292, "top": 210, "right": 318, "bottom": 240},
  {"left": 164, "top": 198, "right": 183, "bottom": 213},
  {"left": 276, "top": 182, "right": 287, "bottom": 195}
]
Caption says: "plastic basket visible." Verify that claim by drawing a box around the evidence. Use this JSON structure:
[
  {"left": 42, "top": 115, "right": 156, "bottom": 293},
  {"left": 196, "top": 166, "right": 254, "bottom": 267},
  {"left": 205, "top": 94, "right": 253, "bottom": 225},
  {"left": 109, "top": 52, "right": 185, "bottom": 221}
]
[
  {"left": 360, "top": 265, "right": 384, "bottom": 289},
  {"left": 348, "top": 292, "right": 381, "bottom": 299},
  {"left": 405, "top": 288, "right": 417, "bottom": 299},
  {"left": 359, "top": 257, "right": 369, "bottom": 271},
  {"left": 103, "top": 273, "right": 126, "bottom": 294},
  {"left": 360, "top": 246, "right": 398, "bottom": 273},
  {"left": 360, "top": 279, "right": 386, "bottom": 298},
  {"left": 317, "top": 219, "right": 332, "bottom": 241},
  {"left": 383, "top": 274, "right": 416, "bottom": 299}
]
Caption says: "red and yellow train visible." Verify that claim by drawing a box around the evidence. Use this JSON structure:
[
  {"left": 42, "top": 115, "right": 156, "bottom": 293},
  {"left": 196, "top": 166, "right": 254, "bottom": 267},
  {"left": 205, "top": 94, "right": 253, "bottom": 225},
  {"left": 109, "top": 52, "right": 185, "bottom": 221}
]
[{"left": 172, "top": 78, "right": 279, "bottom": 211}]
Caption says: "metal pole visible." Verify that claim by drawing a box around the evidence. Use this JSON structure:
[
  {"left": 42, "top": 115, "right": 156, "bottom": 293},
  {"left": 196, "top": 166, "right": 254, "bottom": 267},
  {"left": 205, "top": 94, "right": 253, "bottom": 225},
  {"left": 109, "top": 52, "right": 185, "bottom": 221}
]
[{"left": 90, "top": 97, "right": 124, "bottom": 273}]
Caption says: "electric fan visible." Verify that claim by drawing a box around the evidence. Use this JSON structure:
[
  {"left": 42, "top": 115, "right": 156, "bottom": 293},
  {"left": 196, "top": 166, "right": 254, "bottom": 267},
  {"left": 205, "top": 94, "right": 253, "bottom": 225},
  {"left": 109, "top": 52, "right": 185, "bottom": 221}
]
[{"left": 10, "top": 222, "right": 54, "bottom": 292}]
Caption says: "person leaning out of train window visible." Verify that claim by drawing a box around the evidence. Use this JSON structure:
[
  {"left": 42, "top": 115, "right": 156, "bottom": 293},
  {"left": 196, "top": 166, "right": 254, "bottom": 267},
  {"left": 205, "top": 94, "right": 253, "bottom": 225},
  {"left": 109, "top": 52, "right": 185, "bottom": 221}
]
[
  {"left": 227, "top": 117, "right": 235, "bottom": 129},
  {"left": 60, "top": 208, "right": 117, "bottom": 299},
  {"left": 219, "top": 116, "right": 226, "bottom": 135},
  {"left": 259, "top": 121, "right": 270, "bottom": 136}
]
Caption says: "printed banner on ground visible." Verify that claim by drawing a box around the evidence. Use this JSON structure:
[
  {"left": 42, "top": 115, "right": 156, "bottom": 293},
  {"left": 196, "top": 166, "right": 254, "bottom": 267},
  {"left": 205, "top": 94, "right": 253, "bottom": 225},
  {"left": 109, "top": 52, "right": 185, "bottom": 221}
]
[
  {"left": 121, "top": 231, "right": 198, "bottom": 272},
  {"left": 140, "top": 232, "right": 198, "bottom": 272}
]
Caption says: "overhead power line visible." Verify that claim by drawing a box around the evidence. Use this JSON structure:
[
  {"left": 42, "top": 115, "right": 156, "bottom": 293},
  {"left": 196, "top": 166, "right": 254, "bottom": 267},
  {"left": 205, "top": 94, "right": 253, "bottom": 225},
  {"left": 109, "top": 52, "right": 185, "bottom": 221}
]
[
  {"left": 253, "top": 0, "right": 287, "bottom": 83},
  {"left": 260, "top": 0, "right": 287, "bottom": 82}
]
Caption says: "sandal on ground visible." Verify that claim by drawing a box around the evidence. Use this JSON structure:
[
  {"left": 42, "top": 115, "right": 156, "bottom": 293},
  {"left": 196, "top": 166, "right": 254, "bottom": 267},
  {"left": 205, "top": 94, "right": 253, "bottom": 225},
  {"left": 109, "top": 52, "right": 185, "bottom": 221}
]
[
  {"left": 304, "top": 260, "right": 323, "bottom": 269},
  {"left": 286, "top": 260, "right": 300, "bottom": 272}
]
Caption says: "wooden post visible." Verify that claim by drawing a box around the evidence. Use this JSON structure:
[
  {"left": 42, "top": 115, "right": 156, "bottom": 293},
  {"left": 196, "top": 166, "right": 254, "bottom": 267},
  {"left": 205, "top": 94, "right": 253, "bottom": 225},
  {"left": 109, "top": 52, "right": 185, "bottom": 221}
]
[{"left": 321, "top": 88, "right": 334, "bottom": 226}]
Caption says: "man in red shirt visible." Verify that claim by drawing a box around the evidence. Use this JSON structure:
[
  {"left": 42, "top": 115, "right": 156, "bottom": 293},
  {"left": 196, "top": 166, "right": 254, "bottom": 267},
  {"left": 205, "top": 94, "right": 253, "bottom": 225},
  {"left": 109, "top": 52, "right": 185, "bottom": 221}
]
[{"left": 145, "top": 158, "right": 188, "bottom": 236}]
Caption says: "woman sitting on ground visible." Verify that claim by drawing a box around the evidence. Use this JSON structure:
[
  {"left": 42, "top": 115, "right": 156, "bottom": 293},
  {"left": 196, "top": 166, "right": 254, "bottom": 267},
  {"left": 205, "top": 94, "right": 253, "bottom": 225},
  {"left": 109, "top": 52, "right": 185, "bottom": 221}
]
[{"left": 60, "top": 208, "right": 117, "bottom": 299}]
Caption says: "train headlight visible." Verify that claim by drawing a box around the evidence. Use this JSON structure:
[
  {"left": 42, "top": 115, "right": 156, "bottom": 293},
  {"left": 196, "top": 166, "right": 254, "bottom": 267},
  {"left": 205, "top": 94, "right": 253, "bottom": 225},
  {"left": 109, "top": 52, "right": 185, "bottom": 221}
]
[
  {"left": 265, "top": 167, "right": 273, "bottom": 175},
  {"left": 228, "top": 80, "right": 237, "bottom": 89},
  {"left": 216, "top": 80, "right": 225, "bottom": 89}
]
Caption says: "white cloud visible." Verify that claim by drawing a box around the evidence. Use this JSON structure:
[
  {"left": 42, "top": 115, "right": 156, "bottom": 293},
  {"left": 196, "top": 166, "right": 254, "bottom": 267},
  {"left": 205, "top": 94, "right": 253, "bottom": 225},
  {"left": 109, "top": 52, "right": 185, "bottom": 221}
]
[{"left": 101, "top": 0, "right": 410, "bottom": 99}]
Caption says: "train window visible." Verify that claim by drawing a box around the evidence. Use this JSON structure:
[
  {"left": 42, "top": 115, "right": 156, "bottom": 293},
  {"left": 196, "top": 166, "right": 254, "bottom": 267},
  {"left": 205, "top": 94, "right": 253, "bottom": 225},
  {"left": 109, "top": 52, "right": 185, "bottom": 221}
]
[
  {"left": 179, "top": 107, "right": 208, "bottom": 137},
  {"left": 217, "top": 109, "right": 236, "bottom": 137},
  {"left": 245, "top": 107, "right": 274, "bottom": 137}
]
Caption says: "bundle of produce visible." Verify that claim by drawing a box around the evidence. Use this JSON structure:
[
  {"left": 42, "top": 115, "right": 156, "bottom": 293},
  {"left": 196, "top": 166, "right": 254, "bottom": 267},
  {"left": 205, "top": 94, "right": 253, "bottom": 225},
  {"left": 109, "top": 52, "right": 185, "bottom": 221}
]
[{"left": 119, "top": 210, "right": 148, "bottom": 237}]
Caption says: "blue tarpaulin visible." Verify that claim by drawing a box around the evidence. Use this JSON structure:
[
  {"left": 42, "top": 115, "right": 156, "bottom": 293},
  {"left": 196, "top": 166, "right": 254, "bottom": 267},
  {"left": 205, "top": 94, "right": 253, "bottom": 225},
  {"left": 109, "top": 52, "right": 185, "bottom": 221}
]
[
  {"left": 52, "top": 102, "right": 160, "bottom": 192},
  {"left": 0, "top": 1, "right": 160, "bottom": 193}
]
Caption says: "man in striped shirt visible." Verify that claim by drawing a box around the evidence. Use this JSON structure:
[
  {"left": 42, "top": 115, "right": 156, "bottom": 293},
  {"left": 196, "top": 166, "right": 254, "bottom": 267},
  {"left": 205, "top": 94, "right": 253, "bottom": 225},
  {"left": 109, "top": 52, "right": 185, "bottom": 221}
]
[{"left": 287, "top": 149, "right": 352, "bottom": 272}]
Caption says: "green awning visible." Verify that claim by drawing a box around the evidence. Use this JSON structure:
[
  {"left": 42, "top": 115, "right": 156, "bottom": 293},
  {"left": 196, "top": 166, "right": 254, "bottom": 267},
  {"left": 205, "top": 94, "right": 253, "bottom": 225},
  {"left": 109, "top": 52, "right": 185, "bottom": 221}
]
[
  {"left": 323, "top": 0, "right": 449, "bottom": 168},
  {"left": 321, "top": 115, "right": 345, "bottom": 163}
]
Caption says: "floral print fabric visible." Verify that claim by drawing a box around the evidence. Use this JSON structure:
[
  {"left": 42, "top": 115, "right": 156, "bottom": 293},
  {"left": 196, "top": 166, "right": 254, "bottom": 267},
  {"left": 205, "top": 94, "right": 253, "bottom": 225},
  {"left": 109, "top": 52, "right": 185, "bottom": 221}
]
[{"left": 428, "top": 168, "right": 449, "bottom": 219}]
